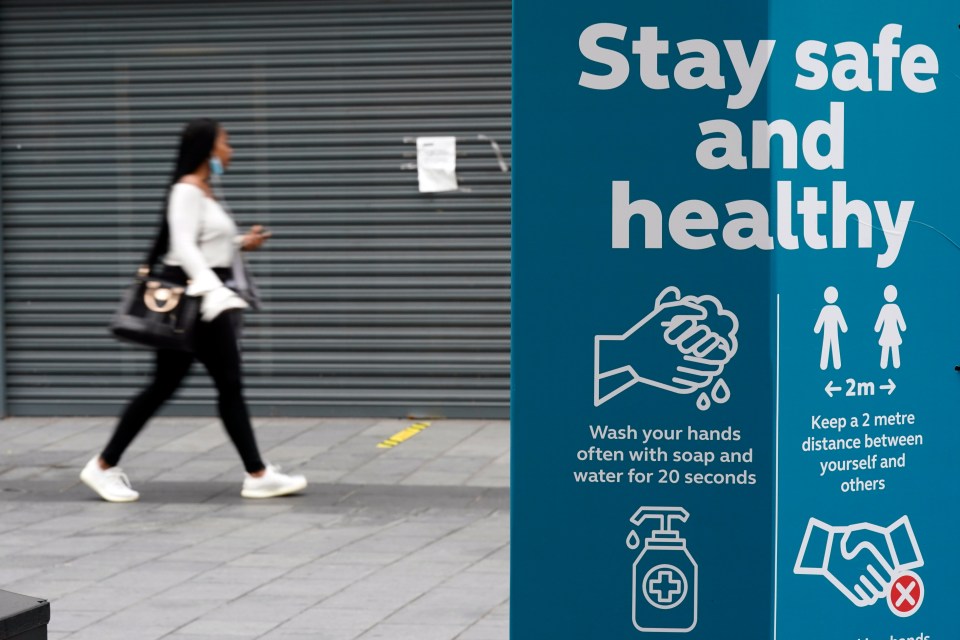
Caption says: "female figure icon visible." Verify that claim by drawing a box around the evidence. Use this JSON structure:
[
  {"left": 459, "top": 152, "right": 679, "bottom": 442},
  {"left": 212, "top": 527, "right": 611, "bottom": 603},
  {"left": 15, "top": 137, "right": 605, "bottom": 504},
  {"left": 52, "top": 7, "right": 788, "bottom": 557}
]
[{"left": 875, "top": 285, "right": 906, "bottom": 369}]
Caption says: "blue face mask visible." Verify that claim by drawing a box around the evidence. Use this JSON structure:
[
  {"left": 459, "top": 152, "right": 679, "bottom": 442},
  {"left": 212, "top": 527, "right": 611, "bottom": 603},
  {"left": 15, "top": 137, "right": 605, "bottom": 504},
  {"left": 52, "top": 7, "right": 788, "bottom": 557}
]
[{"left": 210, "top": 156, "right": 224, "bottom": 176}]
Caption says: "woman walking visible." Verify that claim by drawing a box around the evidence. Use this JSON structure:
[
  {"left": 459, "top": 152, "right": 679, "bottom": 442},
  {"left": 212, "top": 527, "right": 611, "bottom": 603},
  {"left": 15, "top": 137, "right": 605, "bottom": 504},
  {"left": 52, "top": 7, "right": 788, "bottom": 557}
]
[{"left": 81, "top": 118, "right": 307, "bottom": 502}]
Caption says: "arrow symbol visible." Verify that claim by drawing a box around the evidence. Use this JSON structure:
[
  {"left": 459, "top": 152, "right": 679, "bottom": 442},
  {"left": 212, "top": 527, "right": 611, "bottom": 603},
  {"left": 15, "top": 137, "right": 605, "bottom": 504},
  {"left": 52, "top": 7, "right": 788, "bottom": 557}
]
[
  {"left": 825, "top": 381, "right": 842, "bottom": 397},
  {"left": 879, "top": 379, "right": 896, "bottom": 395}
]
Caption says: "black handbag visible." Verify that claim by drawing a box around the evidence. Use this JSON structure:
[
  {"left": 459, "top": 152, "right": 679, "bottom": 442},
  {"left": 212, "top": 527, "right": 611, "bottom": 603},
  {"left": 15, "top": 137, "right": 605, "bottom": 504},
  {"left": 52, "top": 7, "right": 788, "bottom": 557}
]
[
  {"left": 110, "top": 267, "right": 200, "bottom": 351},
  {"left": 110, "top": 226, "right": 200, "bottom": 351}
]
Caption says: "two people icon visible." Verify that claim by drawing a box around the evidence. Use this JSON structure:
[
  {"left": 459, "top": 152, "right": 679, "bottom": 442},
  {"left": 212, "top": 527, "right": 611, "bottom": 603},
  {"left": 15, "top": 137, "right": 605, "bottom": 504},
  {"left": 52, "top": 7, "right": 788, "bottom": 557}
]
[{"left": 814, "top": 285, "right": 905, "bottom": 371}]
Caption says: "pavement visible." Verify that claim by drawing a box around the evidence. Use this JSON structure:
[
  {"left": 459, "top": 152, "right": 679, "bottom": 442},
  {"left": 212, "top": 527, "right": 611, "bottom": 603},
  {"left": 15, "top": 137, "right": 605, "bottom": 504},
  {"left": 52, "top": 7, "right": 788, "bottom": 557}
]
[{"left": 0, "top": 416, "right": 510, "bottom": 639}]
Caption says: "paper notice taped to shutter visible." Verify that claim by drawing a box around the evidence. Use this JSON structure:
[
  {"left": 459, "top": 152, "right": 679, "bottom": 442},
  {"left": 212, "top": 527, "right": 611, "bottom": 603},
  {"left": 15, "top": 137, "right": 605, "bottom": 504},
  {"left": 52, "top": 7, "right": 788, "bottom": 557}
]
[{"left": 416, "top": 137, "right": 458, "bottom": 193}]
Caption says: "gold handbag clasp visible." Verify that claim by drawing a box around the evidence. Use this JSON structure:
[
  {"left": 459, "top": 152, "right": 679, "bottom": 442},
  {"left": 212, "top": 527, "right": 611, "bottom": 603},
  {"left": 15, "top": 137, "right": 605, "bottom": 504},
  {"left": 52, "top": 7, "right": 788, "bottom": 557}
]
[{"left": 144, "top": 281, "right": 185, "bottom": 313}]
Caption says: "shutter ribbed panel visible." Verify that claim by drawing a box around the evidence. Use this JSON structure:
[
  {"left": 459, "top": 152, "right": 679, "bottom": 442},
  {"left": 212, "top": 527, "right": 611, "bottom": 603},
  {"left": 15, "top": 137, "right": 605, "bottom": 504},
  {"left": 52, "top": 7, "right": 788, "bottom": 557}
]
[{"left": 0, "top": 0, "right": 511, "bottom": 417}]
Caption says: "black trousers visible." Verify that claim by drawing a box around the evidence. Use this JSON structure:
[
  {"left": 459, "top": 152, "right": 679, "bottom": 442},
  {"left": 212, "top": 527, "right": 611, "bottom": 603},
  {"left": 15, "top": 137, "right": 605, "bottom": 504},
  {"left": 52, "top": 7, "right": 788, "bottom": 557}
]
[{"left": 102, "top": 310, "right": 265, "bottom": 473}]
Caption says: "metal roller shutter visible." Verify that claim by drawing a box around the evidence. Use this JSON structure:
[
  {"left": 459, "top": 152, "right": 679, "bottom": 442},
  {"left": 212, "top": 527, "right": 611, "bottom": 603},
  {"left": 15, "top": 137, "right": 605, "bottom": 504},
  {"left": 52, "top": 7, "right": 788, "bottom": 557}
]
[{"left": 0, "top": 0, "right": 511, "bottom": 418}]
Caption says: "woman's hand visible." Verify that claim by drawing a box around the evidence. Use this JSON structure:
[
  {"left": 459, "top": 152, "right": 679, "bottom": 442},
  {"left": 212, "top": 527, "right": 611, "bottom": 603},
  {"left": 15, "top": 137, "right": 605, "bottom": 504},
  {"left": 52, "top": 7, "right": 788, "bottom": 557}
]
[{"left": 241, "top": 225, "right": 272, "bottom": 251}]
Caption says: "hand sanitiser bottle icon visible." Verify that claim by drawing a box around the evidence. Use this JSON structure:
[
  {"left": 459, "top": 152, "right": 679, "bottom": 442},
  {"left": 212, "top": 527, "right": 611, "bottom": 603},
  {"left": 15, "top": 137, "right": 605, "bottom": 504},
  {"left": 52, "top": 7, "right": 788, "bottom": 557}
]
[{"left": 627, "top": 506, "right": 698, "bottom": 633}]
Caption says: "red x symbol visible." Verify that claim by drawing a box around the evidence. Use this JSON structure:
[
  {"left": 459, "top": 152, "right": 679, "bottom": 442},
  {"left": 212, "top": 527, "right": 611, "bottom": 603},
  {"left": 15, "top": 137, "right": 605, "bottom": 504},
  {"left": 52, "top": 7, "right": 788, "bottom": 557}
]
[{"left": 888, "top": 571, "right": 923, "bottom": 617}]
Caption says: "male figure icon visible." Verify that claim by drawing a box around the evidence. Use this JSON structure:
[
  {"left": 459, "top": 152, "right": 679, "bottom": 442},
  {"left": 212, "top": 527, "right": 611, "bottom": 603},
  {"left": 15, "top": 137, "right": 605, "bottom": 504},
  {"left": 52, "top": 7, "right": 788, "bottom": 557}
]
[{"left": 815, "top": 286, "right": 847, "bottom": 370}]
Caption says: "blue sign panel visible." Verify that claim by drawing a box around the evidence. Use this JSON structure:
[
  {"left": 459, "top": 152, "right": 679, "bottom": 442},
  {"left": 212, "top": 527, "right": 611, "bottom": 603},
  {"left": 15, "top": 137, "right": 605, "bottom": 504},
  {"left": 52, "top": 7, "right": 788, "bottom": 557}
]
[
  {"left": 511, "top": 2, "right": 959, "bottom": 639},
  {"left": 772, "top": 5, "right": 960, "bottom": 640}
]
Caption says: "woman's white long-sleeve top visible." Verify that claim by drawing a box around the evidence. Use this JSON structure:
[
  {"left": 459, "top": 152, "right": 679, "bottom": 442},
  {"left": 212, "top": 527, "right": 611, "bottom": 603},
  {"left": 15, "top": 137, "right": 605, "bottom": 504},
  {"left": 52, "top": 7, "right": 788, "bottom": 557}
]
[{"left": 162, "top": 182, "right": 248, "bottom": 320}]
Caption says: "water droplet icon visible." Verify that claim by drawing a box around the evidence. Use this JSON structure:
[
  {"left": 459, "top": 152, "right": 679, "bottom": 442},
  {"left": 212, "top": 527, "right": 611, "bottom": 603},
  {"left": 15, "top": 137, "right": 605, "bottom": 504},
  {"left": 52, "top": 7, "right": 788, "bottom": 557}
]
[
  {"left": 696, "top": 392, "right": 711, "bottom": 411},
  {"left": 626, "top": 530, "right": 641, "bottom": 550},
  {"left": 711, "top": 379, "right": 731, "bottom": 404}
]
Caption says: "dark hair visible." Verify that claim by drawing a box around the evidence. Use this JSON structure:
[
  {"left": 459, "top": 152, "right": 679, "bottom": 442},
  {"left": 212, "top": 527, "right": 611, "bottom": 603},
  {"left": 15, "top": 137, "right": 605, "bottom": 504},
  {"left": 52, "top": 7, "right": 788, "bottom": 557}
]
[{"left": 148, "top": 118, "right": 221, "bottom": 265}]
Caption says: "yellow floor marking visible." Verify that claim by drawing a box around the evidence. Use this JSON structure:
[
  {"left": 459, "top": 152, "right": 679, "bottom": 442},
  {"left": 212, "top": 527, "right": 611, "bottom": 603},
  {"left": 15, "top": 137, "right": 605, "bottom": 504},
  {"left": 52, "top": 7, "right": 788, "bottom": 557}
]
[{"left": 377, "top": 422, "right": 432, "bottom": 449}]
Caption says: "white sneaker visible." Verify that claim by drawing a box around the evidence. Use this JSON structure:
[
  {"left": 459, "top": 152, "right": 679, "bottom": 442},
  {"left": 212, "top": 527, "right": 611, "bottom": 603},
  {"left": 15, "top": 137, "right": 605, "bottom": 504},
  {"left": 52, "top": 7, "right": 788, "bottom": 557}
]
[
  {"left": 241, "top": 464, "right": 307, "bottom": 499},
  {"left": 80, "top": 456, "right": 140, "bottom": 503}
]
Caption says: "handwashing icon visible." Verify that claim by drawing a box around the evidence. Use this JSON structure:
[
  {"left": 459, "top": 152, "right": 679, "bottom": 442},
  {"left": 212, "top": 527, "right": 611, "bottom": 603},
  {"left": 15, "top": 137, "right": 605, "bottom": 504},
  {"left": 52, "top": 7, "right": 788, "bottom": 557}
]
[{"left": 595, "top": 286, "right": 738, "bottom": 410}]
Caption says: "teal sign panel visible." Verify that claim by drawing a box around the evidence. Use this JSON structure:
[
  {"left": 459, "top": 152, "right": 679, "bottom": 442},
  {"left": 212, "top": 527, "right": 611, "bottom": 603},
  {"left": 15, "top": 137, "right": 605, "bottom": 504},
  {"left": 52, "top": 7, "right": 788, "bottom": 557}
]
[{"left": 511, "top": 2, "right": 960, "bottom": 638}]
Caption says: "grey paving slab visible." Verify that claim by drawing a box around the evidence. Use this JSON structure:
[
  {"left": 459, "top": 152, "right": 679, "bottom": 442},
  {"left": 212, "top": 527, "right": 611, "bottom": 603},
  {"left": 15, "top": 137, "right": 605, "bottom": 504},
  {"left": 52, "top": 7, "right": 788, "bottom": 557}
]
[
  {"left": 384, "top": 587, "right": 507, "bottom": 627},
  {"left": 0, "top": 568, "right": 45, "bottom": 584},
  {"left": 457, "top": 621, "right": 510, "bottom": 640},
  {"left": 124, "top": 450, "right": 208, "bottom": 470},
  {"left": 0, "top": 416, "right": 509, "bottom": 640},
  {"left": 256, "top": 633, "right": 327, "bottom": 640},
  {"left": 259, "top": 444, "right": 328, "bottom": 464},
  {"left": 269, "top": 423, "right": 362, "bottom": 449},
  {"left": 176, "top": 618, "right": 278, "bottom": 638},
  {"left": 300, "top": 451, "right": 383, "bottom": 474},
  {"left": 2, "top": 578, "right": 93, "bottom": 602},
  {"left": 101, "top": 601, "right": 214, "bottom": 630},
  {"left": 356, "top": 623, "right": 470, "bottom": 640},
  {"left": 53, "top": 585, "right": 150, "bottom": 612},
  {"left": 278, "top": 605, "right": 389, "bottom": 632},
  {"left": 338, "top": 456, "right": 428, "bottom": 485},
  {"left": 227, "top": 552, "right": 315, "bottom": 570},
  {"left": 0, "top": 417, "right": 57, "bottom": 439},
  {"left": 0, "top": 465, "right": 56, "bottom": 480},
  {"left": 67, "top": 623, "right": 174, "bottom": 640},
  {"left": 45, "top": 609, "right": 111, "bottom": 633},
  {"left": 464, "top": 455, "right": 510, "bottom": 488},
  {"left": 152, "top": 579, "right": 259, "bottom": 603},
  {"left": 317, "top": 582, "right": 425, "bottom": 614},
  {"left": 245, "top": 576, "right": 333, "bottom": 600},
  {"left": 281, "top": 561, "right": 379, "bottom": 589},
  {"left": 140, "top": 458, "right": 239, "bottom": 483},
  {"left": 153, "top": 422, "right": 231, "bottom": 454},
  {"left": 163, "top": 635, "right": 261, "bottom": 640}
]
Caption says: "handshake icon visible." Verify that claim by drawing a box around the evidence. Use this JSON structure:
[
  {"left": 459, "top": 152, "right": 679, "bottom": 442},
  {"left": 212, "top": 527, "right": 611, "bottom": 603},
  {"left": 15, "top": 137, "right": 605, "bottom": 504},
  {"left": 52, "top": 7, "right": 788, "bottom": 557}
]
[
  {"left": 594, "top": 286, "right": 739, "bottom": 409},
  {"left": 794, "top": 516, "right": 924, "bottom": 611}
]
